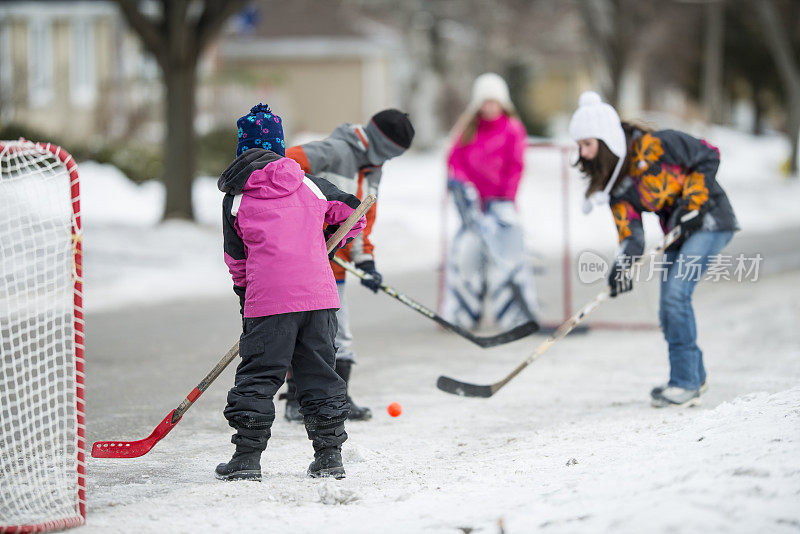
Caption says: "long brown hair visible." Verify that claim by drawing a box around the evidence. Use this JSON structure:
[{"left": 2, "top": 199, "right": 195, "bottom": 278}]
[{"left": 574, "top": 121, "right": 652, "bottom": 198}]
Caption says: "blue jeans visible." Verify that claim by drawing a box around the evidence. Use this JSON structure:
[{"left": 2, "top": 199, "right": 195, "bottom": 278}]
[{"left": 659, "top": 230, "right": 734, "bottom": 390}]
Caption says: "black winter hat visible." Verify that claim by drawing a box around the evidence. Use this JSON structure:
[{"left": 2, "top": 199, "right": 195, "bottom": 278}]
[{"left": 370, "top": 109, "right": 415, "bottom": 149}]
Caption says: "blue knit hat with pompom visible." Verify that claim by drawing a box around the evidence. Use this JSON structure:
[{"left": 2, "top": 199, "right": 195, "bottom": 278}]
[{"left": 235, "top": 103, "right": 285, "bottom": 157}]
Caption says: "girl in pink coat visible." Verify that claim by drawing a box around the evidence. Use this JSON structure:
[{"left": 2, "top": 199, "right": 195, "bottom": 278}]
[
  {"left": 215, "top": 104, "right": 366, "bottom": 482},
  {"left": 441, "top": 73, "right": 539, "bottom": 331}
]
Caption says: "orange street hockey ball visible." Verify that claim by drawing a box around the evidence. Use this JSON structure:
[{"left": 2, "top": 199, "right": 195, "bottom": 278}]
[{"left": 387, "top": 402, "right": 402, "bottom": 417}]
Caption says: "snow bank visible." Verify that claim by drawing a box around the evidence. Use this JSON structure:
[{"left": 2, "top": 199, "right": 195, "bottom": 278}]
[{"left": 76, "top": 126, "right": 800, "bottom": 313}]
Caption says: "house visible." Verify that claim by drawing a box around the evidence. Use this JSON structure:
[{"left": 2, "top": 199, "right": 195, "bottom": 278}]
[
  {"left": 0, "top": 1, "right": 162, "bottom": 145},
  {"left": 207, "top": 0, "right": 406, "bottom": 141},
  {"left": 0, "top": 0, "right": 407, "bottom": 147}
]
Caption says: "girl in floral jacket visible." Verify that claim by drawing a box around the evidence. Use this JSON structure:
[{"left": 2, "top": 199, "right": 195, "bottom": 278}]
[{"left": 569, "top": 91, "right": 739, "bottom": 408}]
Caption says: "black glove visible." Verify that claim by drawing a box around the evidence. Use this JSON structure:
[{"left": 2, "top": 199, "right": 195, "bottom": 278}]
[
  {"left": 326, "top": 237, "right": 355, "bottom": 260},
  {"left": 324, "top": 225, "right": 356, "bottom": 260},
  {"left": 608, "top": 258, "right": 634, "bottom": 298},
  {"left": 355, "top": 261, "right": 382, "bottom": 293},
  {"left": 233, "top": 284, "right": 246, "bottom": 318},
  {"left": 666, "top": 203, "right": 707, "bottom": 252},
  {"left": 673, "top": 207, "right": 704, "bottom": 236},
  {"left": 324, "top": 225, "right": 340, "bottom": 259}
]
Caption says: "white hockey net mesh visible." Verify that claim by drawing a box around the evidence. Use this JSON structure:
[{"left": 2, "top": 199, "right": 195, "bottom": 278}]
[{"left": 0, "top": 141, "right": 85, "bottom": 532}]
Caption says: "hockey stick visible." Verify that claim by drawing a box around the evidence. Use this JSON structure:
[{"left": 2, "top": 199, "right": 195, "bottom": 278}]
[
  {"left": 437, "top": 227, "right": 682, "bottom": 398},
  {"left": 333, "top": 257, "right": 540, "bottom": 347},
  {"left": 91, "top": 195, "right": 376, "bottom": 458}
]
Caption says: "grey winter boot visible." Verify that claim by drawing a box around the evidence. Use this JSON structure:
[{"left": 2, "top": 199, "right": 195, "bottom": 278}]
[
  {"left": 304, "top": 414, "right": 348, "bottom": 479},
  {"left": 651, "top": 386, "right": 702, "bottom": 408},
  {"left": 215, "top": 445, "right": 262, "bottom": 481},
  {"left": 335, "top": 359, "right": 372, "bottom": 421},
  {"left": 650, "top": 381, "right": 708, "bottom": 400}
]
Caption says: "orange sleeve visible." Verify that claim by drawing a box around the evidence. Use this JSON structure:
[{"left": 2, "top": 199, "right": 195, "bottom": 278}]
[
  {"left": 286, "top": 145, "right": 312, "bottom": 174},
  {"left": 611, "top": 200, "right": 640, "bottom": 244},
  {"left": 682, "top": 171, "right": 710, "bottom": 211},
  {"left": 359, "top": 202, "right": 377, "bottom": 256}
]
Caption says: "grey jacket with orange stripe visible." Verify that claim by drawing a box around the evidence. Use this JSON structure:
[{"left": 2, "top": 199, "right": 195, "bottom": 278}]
[{"left": 286, "top": 120, "right": 407, "bottom": 279}]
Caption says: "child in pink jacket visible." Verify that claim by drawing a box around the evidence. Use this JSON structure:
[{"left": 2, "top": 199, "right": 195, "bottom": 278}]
[
  {"left": 442, "top": 73, "right": 539, "bottom": 331},
  {"left": 215, "top": 104, "right": 366, "bottom": 481}
]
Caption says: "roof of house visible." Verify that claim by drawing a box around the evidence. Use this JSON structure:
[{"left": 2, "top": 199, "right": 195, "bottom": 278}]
[
  {"left": 241, "top": 0, "right": 366, "bottom": 39},
  {"left": 220, "top": 0, "right": 401, "bottom": 60}
]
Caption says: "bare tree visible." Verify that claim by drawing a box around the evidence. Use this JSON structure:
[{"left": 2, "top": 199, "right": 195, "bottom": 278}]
[
  {"left": 116, "top": 0, "right": 247, "bottom": 219},
  {"left": 754, "top": 0, "right": 800, "bottom": 176},
  {"left": 576, "top": 0, "right": 656, "bottom": 108},
  {"left": 702, "top": 0, "right": 724, "bottom": 124},
  {"left": 577, "top": 0, "right": 622, "bottom": 106}
]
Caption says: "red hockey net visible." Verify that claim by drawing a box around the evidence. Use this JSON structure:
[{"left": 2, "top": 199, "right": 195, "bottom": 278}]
[
  {"left": 522, "top": 141, "right": 659, "bottom": 330},
  {"left": 0, "top": 140, "right": 85, "bottom": 532}
]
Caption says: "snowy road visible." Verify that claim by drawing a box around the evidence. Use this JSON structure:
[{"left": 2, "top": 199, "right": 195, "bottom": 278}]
[{"left": 83, "top": 256, "right": 800, "bottom": 533}]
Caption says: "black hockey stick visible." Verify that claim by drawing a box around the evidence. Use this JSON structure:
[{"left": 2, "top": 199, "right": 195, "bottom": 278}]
[
  {"left": 437, "top": 227, "right": 682, "bottom": 397},
  {"left": 333, "top": 257, "right": 539, "bottom": 347}
]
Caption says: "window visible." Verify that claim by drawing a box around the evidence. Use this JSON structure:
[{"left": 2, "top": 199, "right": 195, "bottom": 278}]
[
  {"left": 28, "top": 18, "right": 54, "bottom": 107},
  {"left": 71, "top": 17, "right": 96, "bottom": 106}
]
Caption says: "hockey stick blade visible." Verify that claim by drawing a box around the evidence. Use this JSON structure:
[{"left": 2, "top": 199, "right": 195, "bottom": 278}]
[
  {"left": 436, "top": 376, "right": 493, "bottom": 398},
  {"left": 448, "top": 319, "right": 540, "bottom": 348},
  {"left": 91, "top": 410, "right": 181, "bottom": 458}
]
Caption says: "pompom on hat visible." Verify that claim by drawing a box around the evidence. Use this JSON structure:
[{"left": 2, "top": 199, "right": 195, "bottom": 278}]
[
  {"left": 568, "top": 91, "right": 627, "bottom": 214},
  {"left": 235, "top": 103, "right": 285, "bottom": 157}
]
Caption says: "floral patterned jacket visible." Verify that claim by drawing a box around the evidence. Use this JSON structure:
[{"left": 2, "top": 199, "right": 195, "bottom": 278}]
[{"left": 610, "top": 129, "right": 739, "bottom": 257}]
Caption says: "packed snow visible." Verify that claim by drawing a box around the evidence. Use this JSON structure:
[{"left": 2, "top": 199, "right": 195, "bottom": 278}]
[{"left": 71, "top": 127, "right": 800, "bottom": 533}]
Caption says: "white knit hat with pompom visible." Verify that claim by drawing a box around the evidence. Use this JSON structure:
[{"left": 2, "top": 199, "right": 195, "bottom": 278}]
[
  {"left": 568, "top": 91, "right": 625, "bottom": 157},
  {"left": 568, "top": 91, "right": 627, "bottom": 214}
]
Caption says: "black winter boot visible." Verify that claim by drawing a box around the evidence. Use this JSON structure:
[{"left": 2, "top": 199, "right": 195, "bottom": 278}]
[
  {"left": 307, "top": 448, "right": 345, "bottom": 479},
  {"left": 280, "top": 375, "right": 303, "bottom": 423},
  {"left": 304, "top": 414, "right": 347, "bottom": 479},
  {"left": 335, "top": 359, "right": 372, "bottom": 421},
  {"left": 215, "top": 445, "right": 262, "bottom": 481}
]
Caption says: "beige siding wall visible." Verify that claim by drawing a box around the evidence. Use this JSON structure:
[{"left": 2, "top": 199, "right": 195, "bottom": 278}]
[
  {"left": 528, "top": 68, "right": 592, "bottom": 120},
  {"left": 9, "top": 20, "right": 28, "bottom": 110},
  {"left": 93, "top": 16, "right": 114, "bottom": 135}
]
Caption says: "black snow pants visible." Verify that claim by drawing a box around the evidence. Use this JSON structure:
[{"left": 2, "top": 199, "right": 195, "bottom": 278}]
[{"left": 223, "top": 309, "right": 349, "bottom": 451}]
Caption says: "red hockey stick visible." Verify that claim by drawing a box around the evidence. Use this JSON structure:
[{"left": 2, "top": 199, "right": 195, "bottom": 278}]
[{"left": 91, "top": 195, "right": 375, "bottom": 458}]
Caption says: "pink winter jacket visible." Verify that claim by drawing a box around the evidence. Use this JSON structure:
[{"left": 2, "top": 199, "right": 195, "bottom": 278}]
[
  {"left": 447, "top": 114, "right": 527, "bottom": 202},
  {"left": 219, "top": 149, "right": 366, "bottom": 317}
]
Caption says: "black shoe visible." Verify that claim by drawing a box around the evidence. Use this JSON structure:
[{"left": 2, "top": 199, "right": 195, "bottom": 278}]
[
  {"left": 346, "top": 395, "right": 372, "bottom": 421},
  {"left": 307, "top": 448, "right": 345, "bottom": 479},
  {"left": 335, "top": 360, "right": 372, "bottom": 421},
  {"left": 215, "top": 447, "right": 262, "bottom": 481}
]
